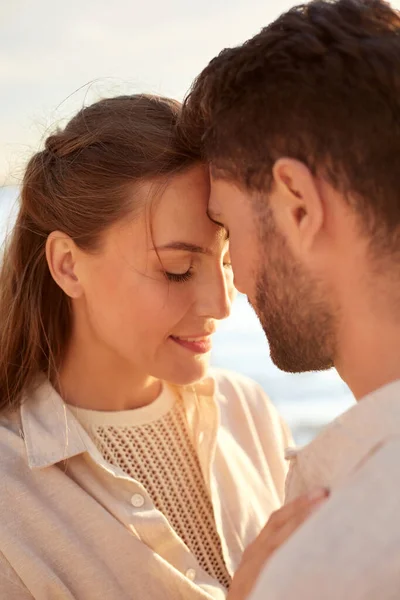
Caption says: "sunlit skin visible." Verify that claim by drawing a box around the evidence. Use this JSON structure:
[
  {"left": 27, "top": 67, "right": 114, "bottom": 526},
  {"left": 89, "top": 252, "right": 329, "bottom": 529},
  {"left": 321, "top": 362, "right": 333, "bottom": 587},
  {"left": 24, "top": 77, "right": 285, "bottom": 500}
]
[
  {"left": 46, "top": 164, "right": 234, "bottom": 411},
  {"left": 209, "top": 160, "right": 400, "bottom": 400}
]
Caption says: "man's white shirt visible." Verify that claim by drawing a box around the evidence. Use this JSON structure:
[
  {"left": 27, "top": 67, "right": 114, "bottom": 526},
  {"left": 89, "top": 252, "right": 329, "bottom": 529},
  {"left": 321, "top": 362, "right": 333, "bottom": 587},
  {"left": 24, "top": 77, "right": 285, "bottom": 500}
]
[{"left": 250, "top": 379, "right": 400, "bottom": 600}]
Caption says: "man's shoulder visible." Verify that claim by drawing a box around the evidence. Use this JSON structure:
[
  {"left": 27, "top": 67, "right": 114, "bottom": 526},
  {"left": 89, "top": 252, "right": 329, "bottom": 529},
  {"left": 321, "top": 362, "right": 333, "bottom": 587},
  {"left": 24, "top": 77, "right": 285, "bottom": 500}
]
[
  {"left": 252, "top": 436, "right": 400, "bottom": 600},
  {"left": 289, "top": 381, "right": 400, "bottom": 499}
]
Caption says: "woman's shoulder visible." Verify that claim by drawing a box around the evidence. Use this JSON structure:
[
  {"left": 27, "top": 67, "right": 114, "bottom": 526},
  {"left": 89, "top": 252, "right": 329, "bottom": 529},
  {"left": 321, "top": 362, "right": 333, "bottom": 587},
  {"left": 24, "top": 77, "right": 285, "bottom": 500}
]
[
  {"left": 208, "top": 367, "right": 272, "bottom": 410},
  {"left": 207, "top": 367, "right": 293, "bottom": 448},
  {"left": 0, "top": 408, "right": 28, "bottom": 482},
  {"left": 0, "top": 406, "right": 22, "bottom": 432}
]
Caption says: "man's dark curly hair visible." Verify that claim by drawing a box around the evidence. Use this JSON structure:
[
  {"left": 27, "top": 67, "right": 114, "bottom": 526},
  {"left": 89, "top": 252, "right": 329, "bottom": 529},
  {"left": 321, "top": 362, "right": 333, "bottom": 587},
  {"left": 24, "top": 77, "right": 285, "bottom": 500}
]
[{"left": 180, "top": 0, "right": 400, "bottom": 239}]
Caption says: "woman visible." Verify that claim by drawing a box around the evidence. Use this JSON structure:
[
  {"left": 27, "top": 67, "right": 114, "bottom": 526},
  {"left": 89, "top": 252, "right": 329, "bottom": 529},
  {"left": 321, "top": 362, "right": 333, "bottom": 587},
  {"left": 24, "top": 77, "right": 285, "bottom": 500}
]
[{"left": 0, "top": 94, "right": 292, "bottom": 600}]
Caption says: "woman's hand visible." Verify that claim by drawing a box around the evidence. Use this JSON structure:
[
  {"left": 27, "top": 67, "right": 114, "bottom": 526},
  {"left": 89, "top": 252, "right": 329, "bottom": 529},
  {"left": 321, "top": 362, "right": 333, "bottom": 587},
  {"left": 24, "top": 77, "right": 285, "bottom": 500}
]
[{"left": 227, "top": 488, "right": 330, "bottom": 600}]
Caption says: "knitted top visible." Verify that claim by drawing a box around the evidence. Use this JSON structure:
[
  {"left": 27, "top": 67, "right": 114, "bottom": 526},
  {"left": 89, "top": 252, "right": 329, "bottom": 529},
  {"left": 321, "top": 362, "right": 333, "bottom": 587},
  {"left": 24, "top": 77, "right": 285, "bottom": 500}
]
[{"left": 71, "top": 386, "right": 231, "bottom": 590}]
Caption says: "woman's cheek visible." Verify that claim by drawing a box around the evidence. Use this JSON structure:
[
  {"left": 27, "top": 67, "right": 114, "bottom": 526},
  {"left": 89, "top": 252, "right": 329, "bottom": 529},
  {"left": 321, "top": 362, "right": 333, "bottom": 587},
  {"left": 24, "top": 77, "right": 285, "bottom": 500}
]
[{"left": 168, "top": 284, "right": 195, "bottom": 317}]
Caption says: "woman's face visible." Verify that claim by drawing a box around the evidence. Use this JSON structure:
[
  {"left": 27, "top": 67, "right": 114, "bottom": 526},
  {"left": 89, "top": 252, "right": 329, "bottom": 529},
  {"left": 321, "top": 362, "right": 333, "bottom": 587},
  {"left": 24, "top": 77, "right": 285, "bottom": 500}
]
[{"left": 73, "top": 165, "right": 234, "bottom": 385}]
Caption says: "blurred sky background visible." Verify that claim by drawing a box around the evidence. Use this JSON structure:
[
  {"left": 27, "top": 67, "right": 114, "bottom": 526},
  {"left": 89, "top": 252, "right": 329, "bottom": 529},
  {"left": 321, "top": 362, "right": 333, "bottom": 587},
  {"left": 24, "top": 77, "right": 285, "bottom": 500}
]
[
  {"left": 2, "top": 0, "right": 398, "bottom": 443},
  {"left": 1, "top": 0, "right": 303, "bottom": 184}
]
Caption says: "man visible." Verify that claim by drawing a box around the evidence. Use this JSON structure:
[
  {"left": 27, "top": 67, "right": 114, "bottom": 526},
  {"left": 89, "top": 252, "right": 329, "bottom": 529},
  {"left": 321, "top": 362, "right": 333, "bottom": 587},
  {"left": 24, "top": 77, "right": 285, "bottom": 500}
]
[{"left": 180, "top": 0, "right": 400, "bottom": 598}]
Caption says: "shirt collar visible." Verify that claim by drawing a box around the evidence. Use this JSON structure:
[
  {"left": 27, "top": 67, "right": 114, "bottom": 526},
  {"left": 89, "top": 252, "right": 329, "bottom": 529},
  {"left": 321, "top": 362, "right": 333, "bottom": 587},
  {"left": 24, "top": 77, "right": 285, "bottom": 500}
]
[
  {"left": 20, "top": 373, "right": 218, "bottom": 470},
  {"left": 287, "top": 378, "right": 400, "bottom": 491},
  {"left": 20, "top": 375, "right": 92, "bottom": 469}
]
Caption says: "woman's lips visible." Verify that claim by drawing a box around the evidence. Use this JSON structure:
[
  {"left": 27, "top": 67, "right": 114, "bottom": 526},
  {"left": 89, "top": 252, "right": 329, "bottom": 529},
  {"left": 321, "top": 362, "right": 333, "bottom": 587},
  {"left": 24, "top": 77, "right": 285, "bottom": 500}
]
[{"left": 170, "top": 335, "right": 213, "bottom": 354}]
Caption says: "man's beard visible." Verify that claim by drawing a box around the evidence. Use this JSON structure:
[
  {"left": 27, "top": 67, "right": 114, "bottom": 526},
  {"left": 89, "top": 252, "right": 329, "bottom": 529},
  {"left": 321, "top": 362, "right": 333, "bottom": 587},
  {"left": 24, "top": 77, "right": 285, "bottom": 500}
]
[{"left": 251, "top": 211, "right": 336, "bottom": 373}]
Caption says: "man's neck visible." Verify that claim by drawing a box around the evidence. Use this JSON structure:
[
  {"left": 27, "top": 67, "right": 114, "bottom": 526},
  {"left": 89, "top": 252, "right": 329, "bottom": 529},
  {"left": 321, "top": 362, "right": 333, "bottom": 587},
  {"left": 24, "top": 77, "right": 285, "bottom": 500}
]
[{"left": 335, "top": 300, "right": 400, "bottom": 401}]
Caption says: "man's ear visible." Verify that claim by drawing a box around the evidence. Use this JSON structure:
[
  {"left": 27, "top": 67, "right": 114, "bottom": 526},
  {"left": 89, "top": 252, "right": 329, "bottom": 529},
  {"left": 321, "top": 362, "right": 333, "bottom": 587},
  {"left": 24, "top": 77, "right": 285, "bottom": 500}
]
[
  {"left": 270, "top": 158, "right": 325, "bottom": 255},
  {"left": 46, "top": 231, "right": 83, "bottom": 299}
]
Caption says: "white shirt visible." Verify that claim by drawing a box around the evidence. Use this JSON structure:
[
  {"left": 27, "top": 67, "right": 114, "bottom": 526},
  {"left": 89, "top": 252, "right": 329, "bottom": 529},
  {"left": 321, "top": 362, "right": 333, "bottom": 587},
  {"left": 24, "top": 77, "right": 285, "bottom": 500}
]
[{"left": 249, "top": 378, "right": 400, "bottom": 600}]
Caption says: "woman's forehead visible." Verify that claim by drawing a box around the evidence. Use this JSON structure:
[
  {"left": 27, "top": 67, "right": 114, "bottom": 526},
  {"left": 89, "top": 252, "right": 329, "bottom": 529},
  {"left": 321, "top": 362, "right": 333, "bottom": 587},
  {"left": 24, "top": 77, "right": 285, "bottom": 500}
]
[
  {"left": 102, "top": 166, "right": 222, "bottom": 254},
  {"left": 150, "top": 166, "right": 215, "bottom": 239}
]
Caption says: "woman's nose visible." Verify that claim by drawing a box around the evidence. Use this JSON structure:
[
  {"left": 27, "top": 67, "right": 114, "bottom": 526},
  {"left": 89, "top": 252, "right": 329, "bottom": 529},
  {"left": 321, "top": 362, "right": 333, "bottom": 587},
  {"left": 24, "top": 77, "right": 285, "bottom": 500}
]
[{"left": 196, "top": 270, "right": 233, "bottom": 320}]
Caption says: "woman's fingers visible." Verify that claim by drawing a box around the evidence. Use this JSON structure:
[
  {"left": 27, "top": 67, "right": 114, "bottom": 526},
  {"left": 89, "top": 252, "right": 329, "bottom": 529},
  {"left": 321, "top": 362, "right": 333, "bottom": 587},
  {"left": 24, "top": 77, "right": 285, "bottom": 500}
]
[
  {"left": 266, "top": 487, "right": 328, "bottom": 531},
  {"left": 264, "top": 488, "right": 329, "bottom": 551}
]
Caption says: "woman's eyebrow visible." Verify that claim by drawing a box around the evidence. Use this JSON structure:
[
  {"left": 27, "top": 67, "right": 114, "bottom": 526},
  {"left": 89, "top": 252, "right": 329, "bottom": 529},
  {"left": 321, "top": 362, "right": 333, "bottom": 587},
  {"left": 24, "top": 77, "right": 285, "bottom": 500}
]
[{"left": 152, "top": 242, "right": 212, "bottom": 255}]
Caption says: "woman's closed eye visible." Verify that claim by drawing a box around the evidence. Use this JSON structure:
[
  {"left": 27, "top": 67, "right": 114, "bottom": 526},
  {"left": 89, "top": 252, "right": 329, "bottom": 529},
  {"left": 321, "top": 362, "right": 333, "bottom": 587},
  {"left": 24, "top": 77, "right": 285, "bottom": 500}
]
[{"left": 165, "top": 268, "right": 194, "bottom": 283}]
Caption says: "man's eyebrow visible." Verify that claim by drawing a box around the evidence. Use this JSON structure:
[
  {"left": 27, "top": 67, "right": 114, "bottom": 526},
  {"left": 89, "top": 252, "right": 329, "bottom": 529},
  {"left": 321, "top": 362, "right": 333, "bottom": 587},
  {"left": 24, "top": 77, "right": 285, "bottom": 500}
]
[{"left": 153, "top": 241, "right": 212, "bottom": 255}]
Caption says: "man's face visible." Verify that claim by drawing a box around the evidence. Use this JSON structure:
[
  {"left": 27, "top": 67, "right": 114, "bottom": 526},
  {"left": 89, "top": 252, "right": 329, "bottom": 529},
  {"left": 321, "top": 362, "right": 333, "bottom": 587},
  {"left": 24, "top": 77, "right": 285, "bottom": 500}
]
[{"left": 209, "top": 173, "right": 336, "bottom": 373}]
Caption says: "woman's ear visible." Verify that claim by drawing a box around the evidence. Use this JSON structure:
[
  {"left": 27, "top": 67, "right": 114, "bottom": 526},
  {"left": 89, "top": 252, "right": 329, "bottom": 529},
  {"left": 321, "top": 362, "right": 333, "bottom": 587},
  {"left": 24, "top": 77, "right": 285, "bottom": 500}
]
[
  {"left": 46, "top": 231, "right": 83, "bottom": 299},
  {"left": 270, "top": 158, "right": 325, "bottom": 255}
]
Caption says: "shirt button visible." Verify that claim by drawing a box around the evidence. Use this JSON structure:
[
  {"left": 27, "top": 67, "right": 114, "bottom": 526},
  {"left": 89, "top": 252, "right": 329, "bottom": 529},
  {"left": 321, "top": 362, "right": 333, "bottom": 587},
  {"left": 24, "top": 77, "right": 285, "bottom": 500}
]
[
  {"left": 131, "top": 494, "right": 145, "bottom": 508},
  {"left": 186, "top": 568, "right": 196, "bottom": 581}
]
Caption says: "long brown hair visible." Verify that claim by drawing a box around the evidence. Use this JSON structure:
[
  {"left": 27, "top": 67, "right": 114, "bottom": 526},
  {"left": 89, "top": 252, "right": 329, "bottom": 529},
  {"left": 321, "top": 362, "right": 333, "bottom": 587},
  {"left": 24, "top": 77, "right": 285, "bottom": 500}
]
[{"left": 0, "top": 94, "right": 197, "bottom": 412}]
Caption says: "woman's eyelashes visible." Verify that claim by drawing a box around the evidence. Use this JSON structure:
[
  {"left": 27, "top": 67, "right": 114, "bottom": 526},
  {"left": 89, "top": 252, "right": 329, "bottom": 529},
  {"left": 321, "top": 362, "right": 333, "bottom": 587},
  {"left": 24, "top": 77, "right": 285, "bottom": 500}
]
[
  {"left": 165, "top": 268, "right": 193, "bottom": 283},
  {"left": 165, "top": 261, "right": 232, "bottom": 284}
]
